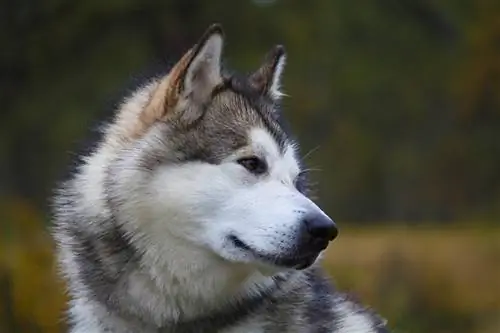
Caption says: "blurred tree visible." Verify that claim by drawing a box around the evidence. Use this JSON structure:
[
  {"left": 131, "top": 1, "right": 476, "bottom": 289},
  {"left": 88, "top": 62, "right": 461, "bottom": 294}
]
[
  {"left": 0, "top": 0, "right": 499, "bottom": 222},
  {"left": 1, "top": 2, "right": 500, "bottom": 332}
]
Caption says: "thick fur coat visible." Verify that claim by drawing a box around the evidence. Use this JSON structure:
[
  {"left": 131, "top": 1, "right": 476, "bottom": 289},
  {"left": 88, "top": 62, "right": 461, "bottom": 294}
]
[{"left": 52, "top": 24, "right": 391, "bottom": 333}]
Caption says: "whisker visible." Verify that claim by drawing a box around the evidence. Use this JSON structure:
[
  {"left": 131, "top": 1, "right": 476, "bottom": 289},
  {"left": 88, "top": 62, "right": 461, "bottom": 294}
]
[
  {"left": 302, "top": 145, "right": 321, "bottom": 161},
  {"left": 300, "top": 167, "right": 322, "bottom": 174}
]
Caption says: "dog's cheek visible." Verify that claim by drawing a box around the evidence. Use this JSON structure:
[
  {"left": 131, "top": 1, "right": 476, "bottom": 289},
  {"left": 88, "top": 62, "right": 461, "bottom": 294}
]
[{"left": 222, "top": 183, "right": 301, "bottom": 237}]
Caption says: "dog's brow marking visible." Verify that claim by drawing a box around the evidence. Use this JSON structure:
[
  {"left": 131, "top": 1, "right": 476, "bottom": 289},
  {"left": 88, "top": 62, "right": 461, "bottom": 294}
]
[
  {"left": 249, "top": 127, "right": 299, "bottom": 185},
  {"left": 249, "top": 127, "right": 281, "bottom": 162},
  {"left": 53, "top": 24, "right": 391, "bottom": 333}
]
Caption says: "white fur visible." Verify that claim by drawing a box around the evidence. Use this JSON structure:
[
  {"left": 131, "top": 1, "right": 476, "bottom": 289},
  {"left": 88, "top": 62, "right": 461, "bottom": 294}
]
[
  {"left": 55, "top": 27, "right": 387, "bottom": 333},
  {"left": 92, "top": 124, "right": 329, "bottom": 322},
  {"left": 269, "top": 54, "right": 287, "bottom": 99},
  {"left": 335, "top": 303, "right": 377, "bottom": 333},
  {"left": 62, "top": 95, "right": 379, "bottom": 333},
  {"left": 76, "top": 79, "right": 160, "bottom": 219},
  {"left": 123, "top": 126, "right": 328, "bottom": 267}
]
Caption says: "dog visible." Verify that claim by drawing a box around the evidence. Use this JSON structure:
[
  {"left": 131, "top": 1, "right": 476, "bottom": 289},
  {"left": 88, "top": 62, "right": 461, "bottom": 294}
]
[{"left": 52, "top": 24, "right": 391, "bottom": 333}]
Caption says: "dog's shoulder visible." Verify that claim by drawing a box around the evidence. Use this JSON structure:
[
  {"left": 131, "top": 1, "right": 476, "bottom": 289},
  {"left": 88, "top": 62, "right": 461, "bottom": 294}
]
[{"left": 256, "top": 267, "right": 390, "bottom": 333}]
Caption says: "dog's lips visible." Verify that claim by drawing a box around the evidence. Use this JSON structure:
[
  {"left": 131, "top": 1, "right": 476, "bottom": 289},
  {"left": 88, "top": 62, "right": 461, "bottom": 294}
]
[
  {"left": 228, "top": 235, "right": 322, "bottom": 270},
  {"left": 293, "top": 255, "right": 319, "bottom": 270},
  {"left": 311, "top": 237, "right": 330, "bottom": 251}
]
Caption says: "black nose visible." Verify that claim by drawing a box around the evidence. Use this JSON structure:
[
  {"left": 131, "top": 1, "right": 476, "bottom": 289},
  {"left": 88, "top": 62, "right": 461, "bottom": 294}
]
[{"left": 304, "top": 214, "right": 338, "bottom": 242}]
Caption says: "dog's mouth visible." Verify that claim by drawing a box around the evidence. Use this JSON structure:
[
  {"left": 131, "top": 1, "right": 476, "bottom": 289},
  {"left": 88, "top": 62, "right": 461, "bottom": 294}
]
[{"left": 228, "top": 235, "right": 323, "bottom": 270}]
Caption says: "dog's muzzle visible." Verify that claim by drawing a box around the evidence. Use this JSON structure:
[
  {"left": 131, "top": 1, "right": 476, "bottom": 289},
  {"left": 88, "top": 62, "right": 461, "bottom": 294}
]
[{"left": 229, "top": 213, "right": 338, "bottom": 270}]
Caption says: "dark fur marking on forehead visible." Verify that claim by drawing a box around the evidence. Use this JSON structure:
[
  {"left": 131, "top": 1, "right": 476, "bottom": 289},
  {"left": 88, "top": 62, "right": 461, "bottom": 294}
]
[{"left": 210, "top": 74, "right": 288, "bottom": 153}]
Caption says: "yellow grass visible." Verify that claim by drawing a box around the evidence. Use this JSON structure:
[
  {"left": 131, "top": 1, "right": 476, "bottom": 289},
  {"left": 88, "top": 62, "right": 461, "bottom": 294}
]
[
  {"left": 321, "top": 225, "right": 500, "bottom": 333},
  {"left": 0, "top": 200, "right": 498, "bottom": 333}
]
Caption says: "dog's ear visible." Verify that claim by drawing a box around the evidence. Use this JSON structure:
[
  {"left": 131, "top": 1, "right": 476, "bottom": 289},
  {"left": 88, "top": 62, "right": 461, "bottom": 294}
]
[
  {"left": 249, "top": 45, "right": 286, "bottom": 100},
  {"left": 144, "top": 24, "right": 224, "bottom": 125},
  {"left": 174, "top": 24, "right": 224, "bottom": 103}
]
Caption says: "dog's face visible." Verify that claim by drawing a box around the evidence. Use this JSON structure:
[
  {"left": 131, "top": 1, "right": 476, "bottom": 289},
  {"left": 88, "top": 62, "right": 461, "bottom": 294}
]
[{"left": 106, "top": 25, "right": 337, "bottom": 271}]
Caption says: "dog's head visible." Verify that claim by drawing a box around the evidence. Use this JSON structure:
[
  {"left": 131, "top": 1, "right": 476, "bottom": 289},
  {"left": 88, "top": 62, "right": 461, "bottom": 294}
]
[{"left": 103, "top": 24, "right": 337, "bottom": 271}]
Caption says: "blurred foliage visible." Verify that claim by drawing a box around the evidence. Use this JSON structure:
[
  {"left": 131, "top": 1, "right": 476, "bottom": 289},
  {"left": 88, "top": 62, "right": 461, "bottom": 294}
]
[
  {"left": 0, "top": 208, "right": 498, "bottom": 333},
  {"left": 0, "top": 198, "right": 67, "bottom": 333},
  {"left": 324, "top": 225, "right": 500, "bottom": 333},
  {"left": 1, "top": 0, "right": 499, "bottom": 222},
  {"left": 1, "top": 0, "right": 500, "bottom": 332}
]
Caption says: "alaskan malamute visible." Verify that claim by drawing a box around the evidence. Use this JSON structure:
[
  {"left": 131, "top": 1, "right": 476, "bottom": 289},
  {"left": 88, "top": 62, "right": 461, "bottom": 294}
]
[{"left": 52, "top": 24, "right": 390, "bottom": 333}]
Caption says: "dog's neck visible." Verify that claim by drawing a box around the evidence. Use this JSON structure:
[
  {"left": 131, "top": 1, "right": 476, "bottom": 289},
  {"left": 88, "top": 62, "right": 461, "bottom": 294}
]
[
  {"left": 67, "top": 178, "right": 389, "bottom": 333},
  {"left": 99, "top": 214, "right": 287, "bottom": 329},
  {"left": 75, "top": 149, "right": 287, "bottom": 328},
  {"left": 133, "top": 229, "right": 285, "bottom": 322}
]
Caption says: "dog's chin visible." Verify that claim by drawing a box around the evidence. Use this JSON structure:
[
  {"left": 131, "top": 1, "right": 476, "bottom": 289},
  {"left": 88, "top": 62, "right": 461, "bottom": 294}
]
[{"left": 228, "top": 235, "right": 321, "bottom": 271}]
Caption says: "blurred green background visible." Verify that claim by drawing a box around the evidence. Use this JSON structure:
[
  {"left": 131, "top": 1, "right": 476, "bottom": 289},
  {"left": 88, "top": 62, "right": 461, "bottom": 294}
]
[{"left": 1, "top": 1, "right": 499, "bottom": 332}]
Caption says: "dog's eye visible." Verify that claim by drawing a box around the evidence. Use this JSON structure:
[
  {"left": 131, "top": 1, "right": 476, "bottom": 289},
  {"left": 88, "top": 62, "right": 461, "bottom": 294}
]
[{"left": 237, "top": 156, "right": 267, "bottom": 175}]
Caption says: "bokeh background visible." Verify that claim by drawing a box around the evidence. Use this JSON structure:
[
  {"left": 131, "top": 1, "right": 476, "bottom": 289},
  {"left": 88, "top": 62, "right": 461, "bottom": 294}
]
[{"left": 1, "top": 1, "right": 499, "bottom": 332}]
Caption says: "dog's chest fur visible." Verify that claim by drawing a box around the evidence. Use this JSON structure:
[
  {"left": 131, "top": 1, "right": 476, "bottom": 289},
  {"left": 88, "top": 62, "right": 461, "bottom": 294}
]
[
  {"left": 60, "top": 222, "right": 387, "bottom": 333},
  {"left": 52, "top": 24, "right": 391, "bottom": 333}
]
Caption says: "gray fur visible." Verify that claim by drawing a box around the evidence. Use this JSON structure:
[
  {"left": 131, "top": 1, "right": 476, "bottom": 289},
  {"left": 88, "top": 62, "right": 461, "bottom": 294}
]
[{"left": 52, "top": 24, "right": 391, "bottom": 333}]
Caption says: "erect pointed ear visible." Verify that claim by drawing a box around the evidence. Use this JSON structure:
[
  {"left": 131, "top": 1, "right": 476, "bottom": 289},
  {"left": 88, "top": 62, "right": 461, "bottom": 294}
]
[
  {"left": 142, "top": 24, "right": 224, "bottom": 127},
  {"left": 174, "top": 24, "right": 224, "bottom": 102},
  {"left": 129, "top": 25, "right": 225, "bottom": 137},
  {"left": 249, "top": 45, "right": 287, "bottom": 100}
]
